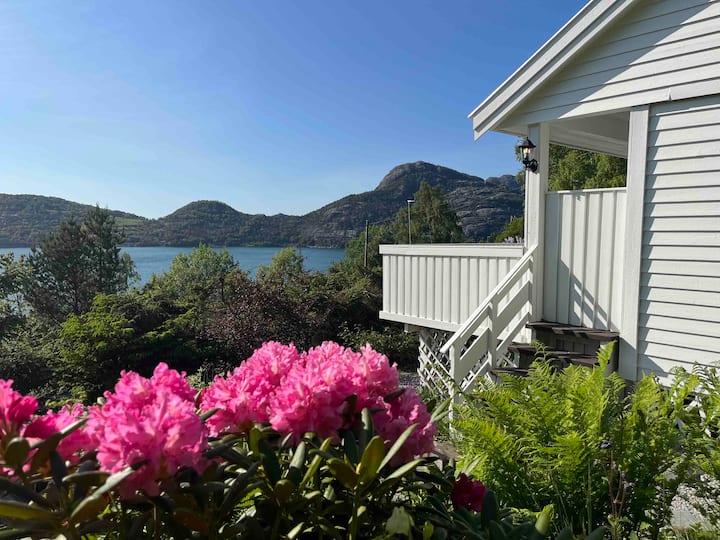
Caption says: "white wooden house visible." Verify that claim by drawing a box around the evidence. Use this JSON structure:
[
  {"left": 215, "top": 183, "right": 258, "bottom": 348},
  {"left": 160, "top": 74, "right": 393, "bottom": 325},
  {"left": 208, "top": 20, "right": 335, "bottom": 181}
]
[{"left": 379, "top": 0, "right": 720, "bottom": 394}]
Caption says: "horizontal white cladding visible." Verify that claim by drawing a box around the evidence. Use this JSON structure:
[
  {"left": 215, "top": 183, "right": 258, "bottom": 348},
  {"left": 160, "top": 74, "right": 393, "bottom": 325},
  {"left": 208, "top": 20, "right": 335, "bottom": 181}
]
[
  {"left": 501, "top": 0, "right": 720, "bottom": 128},
  {"left": 380, "top": 243, "right": 524, "bottom": 330},
  {"left": 638, "top": 95, "right": 720, "bottom": 381}
]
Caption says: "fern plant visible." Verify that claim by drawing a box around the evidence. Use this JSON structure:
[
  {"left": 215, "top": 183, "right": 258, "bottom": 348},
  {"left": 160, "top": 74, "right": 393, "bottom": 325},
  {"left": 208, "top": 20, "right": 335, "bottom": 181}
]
[{"left": 453, "top": 344, "right": 697, "bottom": 538}]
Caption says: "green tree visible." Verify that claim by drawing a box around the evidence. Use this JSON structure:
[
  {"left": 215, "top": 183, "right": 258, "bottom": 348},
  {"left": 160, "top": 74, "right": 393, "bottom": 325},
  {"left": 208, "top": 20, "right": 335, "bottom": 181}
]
[
  {"left": 26, "top": 207, "right": 137, "bottom": 322},
  {"left": 0, "top": 253, "right": 30, "bottom": 338},
  {"left": 58, "top": 292, "right": 217, "bottom": 400},
  {"left": 493, "top": 216, "right": 524, "bottom": 243},
  {"left": 390, "top": 182, "right": 464, "bottom": 243},
  {"left": 147, "top": 244, "right": 236, "bottom": 314},
  {"left": 516, "top": 142, "right": 627, "bottom": 191}
]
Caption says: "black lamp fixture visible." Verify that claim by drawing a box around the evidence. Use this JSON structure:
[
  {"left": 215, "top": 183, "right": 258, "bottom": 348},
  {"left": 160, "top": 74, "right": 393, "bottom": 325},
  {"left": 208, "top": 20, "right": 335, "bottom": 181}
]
[{"left": 518, "top": 136, "right": 538, "bottom": 173}]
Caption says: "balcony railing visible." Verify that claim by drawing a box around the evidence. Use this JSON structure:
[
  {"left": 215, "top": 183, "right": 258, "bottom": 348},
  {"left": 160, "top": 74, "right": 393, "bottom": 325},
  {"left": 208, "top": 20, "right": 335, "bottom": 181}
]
[{"left": 379, "top": 243, "right": 525, "bottom": 331}]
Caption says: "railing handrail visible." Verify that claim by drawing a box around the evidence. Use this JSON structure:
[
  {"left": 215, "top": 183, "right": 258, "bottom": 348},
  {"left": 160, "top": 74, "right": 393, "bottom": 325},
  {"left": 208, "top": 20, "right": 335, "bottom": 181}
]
[{"left": 440, "top": 244, "right": 536, "bottom": 355}]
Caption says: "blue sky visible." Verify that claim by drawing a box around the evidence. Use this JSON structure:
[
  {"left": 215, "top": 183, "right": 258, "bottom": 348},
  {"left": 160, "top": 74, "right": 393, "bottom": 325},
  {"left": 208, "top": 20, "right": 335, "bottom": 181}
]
[{"left": 0, "top": 0, "right": 585, "bottom": 218}]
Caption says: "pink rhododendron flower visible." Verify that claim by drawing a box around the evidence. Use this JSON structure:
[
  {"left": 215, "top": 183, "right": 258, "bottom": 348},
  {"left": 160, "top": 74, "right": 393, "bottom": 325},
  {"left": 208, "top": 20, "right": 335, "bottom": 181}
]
[
  {"left": 451, "top": 473, "right": 487, "bottom": 512},
  {"left": 0, "top": 379, "right": 37, "bottom": 441},
  {"left": 86, "top": 363, "right": 208, "bottom": 498},
  {"left": 373, "top": 387, "right": 436, "bottom": 464},
  {"left": 269, "top": 344, "right": 353, "bottom": 441},
  {"left": 23, "top": 404, "right": 90, "bottom": 465},
  {"left": 202, "top": 340, "right": 434, "bottom": 463},
  {"left": 352, "top": 344, "right": 399, "bottom": 405},
  {"left": 200, "top": 342, "right": 301, "bottom": 435}
]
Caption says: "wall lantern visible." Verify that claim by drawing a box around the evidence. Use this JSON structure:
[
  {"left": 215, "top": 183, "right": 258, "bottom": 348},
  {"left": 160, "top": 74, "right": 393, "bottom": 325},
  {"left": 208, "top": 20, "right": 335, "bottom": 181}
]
[{"left": 518, "top": 137, "right": 539, "bottom": 173}]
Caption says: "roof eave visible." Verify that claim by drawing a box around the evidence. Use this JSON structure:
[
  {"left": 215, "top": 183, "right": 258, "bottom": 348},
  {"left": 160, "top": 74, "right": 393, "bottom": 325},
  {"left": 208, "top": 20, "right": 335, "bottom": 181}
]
[{"left": 469, "top": 0, "right": 640, "bottom": 140}]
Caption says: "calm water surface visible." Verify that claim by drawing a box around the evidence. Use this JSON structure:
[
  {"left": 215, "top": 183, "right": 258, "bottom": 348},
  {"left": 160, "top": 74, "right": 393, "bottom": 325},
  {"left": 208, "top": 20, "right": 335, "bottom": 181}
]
[{"left": 0, "top": 246, "right": 346, "bottom": 285}]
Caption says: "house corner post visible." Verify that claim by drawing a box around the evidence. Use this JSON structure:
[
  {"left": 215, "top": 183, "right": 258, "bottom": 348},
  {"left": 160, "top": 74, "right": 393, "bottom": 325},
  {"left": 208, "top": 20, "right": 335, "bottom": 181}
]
[
  {"left": 618, "top": 105, "right": 649, "bottom": 382},
  {"left": 525, "top": 123, "right": 549, "bottom": 323}
]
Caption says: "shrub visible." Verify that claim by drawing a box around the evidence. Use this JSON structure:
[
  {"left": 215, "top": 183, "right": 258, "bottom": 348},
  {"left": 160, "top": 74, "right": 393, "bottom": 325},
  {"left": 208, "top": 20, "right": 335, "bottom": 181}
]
[
  {"left": 454, "top": 344, "right": 699, "bottom": 538},
  {"left": 0, "top": 342, "right": 599, "bottom": 539}
]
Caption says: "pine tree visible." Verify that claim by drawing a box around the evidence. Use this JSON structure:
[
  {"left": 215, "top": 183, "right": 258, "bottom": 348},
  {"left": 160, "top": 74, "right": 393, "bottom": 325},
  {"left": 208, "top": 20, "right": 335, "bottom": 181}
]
[{"left": 26, "top": 207, "right": 137, "bottom": 322}]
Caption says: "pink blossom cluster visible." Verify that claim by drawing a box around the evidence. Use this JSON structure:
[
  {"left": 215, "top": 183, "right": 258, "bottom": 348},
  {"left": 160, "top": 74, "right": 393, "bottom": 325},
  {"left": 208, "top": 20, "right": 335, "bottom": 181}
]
[
  {"left": 0, "top": 379, "right": 38, "bottom": 441},
  {"left": 201, "top": 341, "right": 436, "bottom": 460},
  {"left": 85, "top": 363, "right": 209, "bottom": 498},
  {"left": 23, "top": 404, "right": 91, "bottom": 465}
]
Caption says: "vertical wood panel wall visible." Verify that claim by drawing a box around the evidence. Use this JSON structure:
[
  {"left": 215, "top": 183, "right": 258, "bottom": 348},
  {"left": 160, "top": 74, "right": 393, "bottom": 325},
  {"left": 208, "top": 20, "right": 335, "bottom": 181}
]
[
  {"left": 380, "top": 244, "right": 524, "bottom": 330},
  {"left": 544, "top": 188, "right": 626, "bottom": 330},
  {"left": 638, "top": 96, "right": 720, "bottom": 380}
]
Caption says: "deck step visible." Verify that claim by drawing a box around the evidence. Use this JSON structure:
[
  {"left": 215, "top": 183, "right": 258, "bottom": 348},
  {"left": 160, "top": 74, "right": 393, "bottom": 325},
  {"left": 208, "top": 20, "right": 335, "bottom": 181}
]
[
  {"left": 508, "top": 344, "right": 599, "bottom": 368},
  {"left": 526, "top": 321, "right": 618, "bottom": 341},
  {"left": 490, "top": 367, "right": 530, "bottom": 378}
]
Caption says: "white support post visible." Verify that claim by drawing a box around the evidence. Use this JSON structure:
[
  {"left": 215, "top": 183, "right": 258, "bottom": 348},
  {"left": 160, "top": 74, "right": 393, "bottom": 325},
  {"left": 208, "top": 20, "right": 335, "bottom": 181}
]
[
  {"left": 619, "top": 105, "right": 649, "bottom": 381},
  {"left": 525, "top": 123, "right": 549, "bottom": 323}
]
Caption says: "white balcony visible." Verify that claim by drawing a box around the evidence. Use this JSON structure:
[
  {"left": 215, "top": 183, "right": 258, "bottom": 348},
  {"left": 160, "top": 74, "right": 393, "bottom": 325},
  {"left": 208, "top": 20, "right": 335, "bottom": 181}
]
[{"left": 379, "top": 243, "right": 525, "bottom": 331}]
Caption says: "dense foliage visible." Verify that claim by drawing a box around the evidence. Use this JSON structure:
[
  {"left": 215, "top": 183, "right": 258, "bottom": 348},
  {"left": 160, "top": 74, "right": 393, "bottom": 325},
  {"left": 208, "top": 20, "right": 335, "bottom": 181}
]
[
  {"left": 0, "top": 342, "right": 587, "bottom": 539},
  {"left": 26, "top": 207, "right": 137, "bottom": 322},
  {"left": 390, "top": 182, "right": 465, "bottom": 244},
  {"left": 454, "top": 345, "right": 705, "bottom": 538}
]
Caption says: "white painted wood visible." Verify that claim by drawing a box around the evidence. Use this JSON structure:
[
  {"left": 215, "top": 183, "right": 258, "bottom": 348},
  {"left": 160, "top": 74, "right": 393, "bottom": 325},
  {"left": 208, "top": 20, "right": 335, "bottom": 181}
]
[
  {"left": 544, "top": 188, "right": 627, "bottom": 331},
  {"left": 502, "top": 2, "right": 720, "bottom": 128},
  {"left": 641, "top": 259, "right": 718, "bottom": 277},
  {"left": 470, "top": 0, "right": 640, "bottom": 139},
  {"left": 637, "top": 97, "right": 720, "bottom": 378},
  {"left": 618, "top": 105, "right": 649, "bottom": 381},
  {"left": 527, "top": 123, "right": 549, "bottom": 322},
  {"left": 378, "top": 244, "right": 524, "bottom": 330}
]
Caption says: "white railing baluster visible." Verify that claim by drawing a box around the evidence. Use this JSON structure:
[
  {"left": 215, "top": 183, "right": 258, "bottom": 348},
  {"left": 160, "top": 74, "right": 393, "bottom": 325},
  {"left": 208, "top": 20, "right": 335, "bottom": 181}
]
[{"left": 436, "top": 245, "right": 537, "bottom": 396}]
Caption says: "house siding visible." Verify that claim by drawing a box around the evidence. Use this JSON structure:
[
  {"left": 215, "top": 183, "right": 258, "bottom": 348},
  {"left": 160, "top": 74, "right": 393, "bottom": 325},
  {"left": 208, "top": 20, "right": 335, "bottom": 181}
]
[
  {"left": 504, "top": 0, "right": 720, "bottom": 127},
  {"left": 638, "top": 95, "right": 720, "bottom": 380}
]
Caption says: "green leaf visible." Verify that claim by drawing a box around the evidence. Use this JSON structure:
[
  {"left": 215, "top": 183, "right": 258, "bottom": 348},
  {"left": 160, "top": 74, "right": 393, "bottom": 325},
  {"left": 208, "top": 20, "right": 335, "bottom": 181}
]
[
  {"left": 0, "top": 477, "right": 51, "bottom": 508},
  {"left": 385, "top": 506, "right": 414, "bottom": 536},
  {"left": 200, "top": 407, "right": 219, "bottom": 421},
  {"left": 0, "top": 500, "right": 59, "bottom": 524},
  {"left": 480, "top": 490, "right": 498, "bottom": 528},
  {"left": 533, "top": 505, "right": 553, "bottom": 537},
  {"left": 69, "top": 495, "right": 109, "bottom": 525},
  {"left": 429, "top": 398, "right": 451, "bottom": 424},
  {"left": 384, "top": 457, "right": 424, "bottom": 481},
  {"left": 298, "top": 438, "right": 332, "bottom": 491},
  {"left": 92, "top": 466, "right": 137, "bottom": 498},
  {"left": 423, "top": 520, "right": 435, "bottom": 540},
  {"left": 555, "top": 527, "right": 574, "bottom": 540},
  {"left": 356, "top": 435, "right": 385, "bottom": 486},
  {"left": 360, "top": 408, "right": 374, "bottom": 452},
  {"left": 286, "top": 441, "right": 306, "bottom": 485},
  {"left": 49, "top": 450, "right": 67, "bottom": 488},
  {"left": 274, "top": 478, "right": 296, "bottom": 504},
  {"left": 29, "top": 432, "right": 62, "bottom": 471},
  {"left": 327, "top": 458, "right": 359, "bottom": 490},
  {"left": 63, "top": 471, "right": 110, "bottom": 488},
  {"left": 342, "top": 430, "right": 359, "bottom": 465},
  {"left": 378, "top": 423, "right": 417, "bottom": 474},
  {"left": 258, "top": 438, "right": 282, "bottom": 485},
  {"left": 585, "top": 526, "right": 607, "bottom": 540},
  {"left": 3, "top": 437, "right": 30, "bottom": 468},
  {"left": 218, "top": 462, "right": 262, "bottom": 518}
]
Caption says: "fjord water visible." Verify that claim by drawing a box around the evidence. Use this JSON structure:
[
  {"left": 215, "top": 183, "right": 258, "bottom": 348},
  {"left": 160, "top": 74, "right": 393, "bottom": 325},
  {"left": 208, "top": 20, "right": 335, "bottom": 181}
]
[{"left": 0, "top": 246, "right": 346, "bottom": 285}]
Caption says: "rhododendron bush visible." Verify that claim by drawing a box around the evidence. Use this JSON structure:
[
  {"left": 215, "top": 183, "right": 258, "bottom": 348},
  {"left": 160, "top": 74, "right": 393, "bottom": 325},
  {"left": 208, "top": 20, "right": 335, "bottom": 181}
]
[{"left": 0, "top": 341, "right": 555, "bottom": 539}]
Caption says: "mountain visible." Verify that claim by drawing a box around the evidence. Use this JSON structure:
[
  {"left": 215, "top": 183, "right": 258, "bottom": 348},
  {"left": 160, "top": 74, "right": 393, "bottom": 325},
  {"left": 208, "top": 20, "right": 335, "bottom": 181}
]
[
  {"left": 0, "top": 194, "right": 147, "bottom": 247},
  {"left": 0, "top": 162, "right": 523, "bottom": 248}
]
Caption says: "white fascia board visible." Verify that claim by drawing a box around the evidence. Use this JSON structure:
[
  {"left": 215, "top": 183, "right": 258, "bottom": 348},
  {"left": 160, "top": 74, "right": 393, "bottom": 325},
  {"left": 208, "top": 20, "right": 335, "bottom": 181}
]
[{"left": 469, "top": 0, "right": 639, "bottom": 140}]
